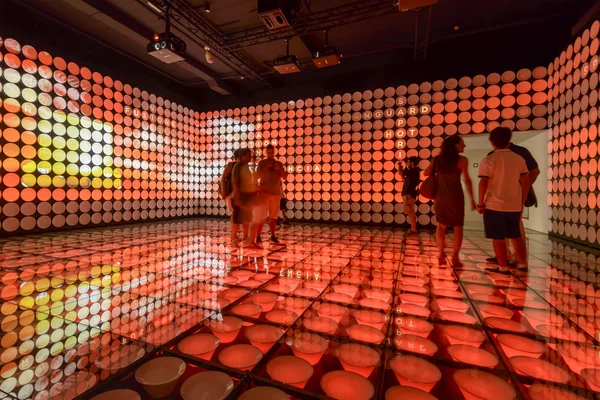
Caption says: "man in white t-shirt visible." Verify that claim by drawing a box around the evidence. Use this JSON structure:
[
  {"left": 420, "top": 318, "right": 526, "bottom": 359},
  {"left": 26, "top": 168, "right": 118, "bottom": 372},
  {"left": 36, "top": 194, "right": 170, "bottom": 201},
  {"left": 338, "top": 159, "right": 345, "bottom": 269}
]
[{"left": 477, "top": 127, "right": 531, "bottom": 275}]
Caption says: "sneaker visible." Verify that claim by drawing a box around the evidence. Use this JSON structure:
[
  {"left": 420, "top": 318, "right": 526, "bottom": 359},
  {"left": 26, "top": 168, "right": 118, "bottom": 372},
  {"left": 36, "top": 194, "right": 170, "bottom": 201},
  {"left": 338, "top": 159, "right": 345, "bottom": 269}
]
[
  {"left": 256, "top": 236, "right": 262, "bottom": 243},
  {"left": 270, "top": 236, "right": 280, "bottom": 244},
  {"left": 486, "top": 257, "right": 498, "bottom": 264},
  {"left": 484, "top": 267, "right": 510, "bottom": 275},
  {"left": 507, "top": 259, "right": 518, "bottom": 268}
]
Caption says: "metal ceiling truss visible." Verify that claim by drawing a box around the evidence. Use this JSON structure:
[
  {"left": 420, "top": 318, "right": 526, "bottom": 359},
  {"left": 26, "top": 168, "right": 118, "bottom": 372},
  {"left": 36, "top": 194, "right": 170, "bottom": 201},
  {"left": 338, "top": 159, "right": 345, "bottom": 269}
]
[
  {"left": 137, "top": 0, "right": 271, "bottom": 86},
  {"left": 413, "top": 5, "right": 433, "bottom": 61},
  {"left": 223, "top": 0, "right": 394, "bottom": 51}
]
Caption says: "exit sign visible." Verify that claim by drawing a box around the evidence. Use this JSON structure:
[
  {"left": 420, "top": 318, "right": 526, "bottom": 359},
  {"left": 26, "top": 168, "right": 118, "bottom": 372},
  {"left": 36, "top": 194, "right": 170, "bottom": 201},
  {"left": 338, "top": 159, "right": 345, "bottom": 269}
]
[{"left": 473, "top": 163, "right": 479, "bottom": 167}]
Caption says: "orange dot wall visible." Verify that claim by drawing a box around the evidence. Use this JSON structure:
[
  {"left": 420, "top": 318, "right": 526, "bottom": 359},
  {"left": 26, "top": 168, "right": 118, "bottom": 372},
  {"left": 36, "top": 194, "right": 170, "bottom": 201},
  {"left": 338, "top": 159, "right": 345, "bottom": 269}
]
[
  {"left": 0, "top": 22, "right": 599, "bottom": 249},
  {"left": 547, "top": 21, "right": 600, "bottom": 249}
]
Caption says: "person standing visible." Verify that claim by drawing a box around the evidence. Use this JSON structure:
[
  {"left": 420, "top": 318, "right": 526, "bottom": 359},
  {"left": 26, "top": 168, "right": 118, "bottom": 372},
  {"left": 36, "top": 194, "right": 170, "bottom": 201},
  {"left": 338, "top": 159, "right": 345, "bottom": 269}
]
[
  {"left": 221, "top": 149, "right": 246, "bottom": 245},
  {"left": 485, "top": 141, "right": 539, "bottom": 269},
  {"left": 398, "top": 156, "right": 421, "bottom": 234},
  {"left": 255, "top": 144, "right": 287, "bottom": 243},
  {"left": 477, "top": 127, "right": 531, "bottom": 275},
  {"left": 232, "top": 148, "right": 260, "bottom": 248},
  {"left": 423, "top": 135, "right": 476, "bottom": 267}
]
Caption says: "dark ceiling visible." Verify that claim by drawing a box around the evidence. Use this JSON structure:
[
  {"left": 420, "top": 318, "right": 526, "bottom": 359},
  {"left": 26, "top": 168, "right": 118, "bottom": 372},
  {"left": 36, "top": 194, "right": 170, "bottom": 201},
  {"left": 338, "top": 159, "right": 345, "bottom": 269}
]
[{"left": 4, "top": 0, "right": 599, "bottom": 109}]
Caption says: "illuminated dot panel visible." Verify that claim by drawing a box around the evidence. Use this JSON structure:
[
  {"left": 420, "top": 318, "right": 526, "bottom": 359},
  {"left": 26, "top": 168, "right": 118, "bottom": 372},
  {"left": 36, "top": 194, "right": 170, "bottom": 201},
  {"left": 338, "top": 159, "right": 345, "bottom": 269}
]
[{"left": 0, "top": 35, "right": 549, "bottom": 234}]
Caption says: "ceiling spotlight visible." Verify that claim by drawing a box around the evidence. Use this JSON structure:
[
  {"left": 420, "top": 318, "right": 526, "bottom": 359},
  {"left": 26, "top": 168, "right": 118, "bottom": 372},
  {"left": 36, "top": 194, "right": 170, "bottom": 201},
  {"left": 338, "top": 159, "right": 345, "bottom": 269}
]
[
  {"left": 204, "top": 46, "right": 215, "bottom": 64},
  {"left": 454, "top": 25, "right": 460, "bottom": 31},
  {"left": 273, "top": 38, "right": 301, "bottom": 74},
  {"left": 153, "top": 32, "right": 160, "bottom": 41},
  {"left": 202, "top": 2, "right": 211, "bottom": 13},
  {"left": 312, "top": 30, "right": 341, "bottom": 68},
  {"left": 240, "top": 76, "right": 245, "bottom": 80}
]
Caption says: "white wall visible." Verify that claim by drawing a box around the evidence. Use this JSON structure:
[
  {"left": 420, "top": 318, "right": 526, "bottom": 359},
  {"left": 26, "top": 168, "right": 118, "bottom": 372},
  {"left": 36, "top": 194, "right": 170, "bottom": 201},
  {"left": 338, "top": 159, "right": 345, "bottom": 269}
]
[
  {"left": 518, "top": 131, "right": 549, "bottom": 233},
  {"left": 460, "top": 131, "right": 549, "bottom": 233},
  {"left": 461, "top": 148, "right": 490, "bottom": 231}
]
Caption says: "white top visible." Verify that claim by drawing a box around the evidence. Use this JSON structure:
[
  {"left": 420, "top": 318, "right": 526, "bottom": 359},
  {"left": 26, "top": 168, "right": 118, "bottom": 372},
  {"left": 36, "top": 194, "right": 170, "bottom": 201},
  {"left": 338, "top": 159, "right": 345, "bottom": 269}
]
[{"left": 478, "top": 149, "right": 528, "bottom": 212}]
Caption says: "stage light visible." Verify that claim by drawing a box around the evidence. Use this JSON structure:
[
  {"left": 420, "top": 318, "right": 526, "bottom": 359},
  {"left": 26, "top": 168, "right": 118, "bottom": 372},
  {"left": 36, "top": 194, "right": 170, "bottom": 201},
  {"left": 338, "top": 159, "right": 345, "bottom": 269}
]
[{"left": 273, "top": 38, "right": 301, "bottom": 74}]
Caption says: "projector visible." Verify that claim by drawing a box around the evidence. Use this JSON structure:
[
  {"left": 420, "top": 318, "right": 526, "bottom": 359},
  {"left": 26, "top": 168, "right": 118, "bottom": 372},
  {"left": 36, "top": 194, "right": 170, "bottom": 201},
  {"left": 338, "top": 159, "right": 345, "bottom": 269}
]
[
  {"left": 273, "top": 55, "right": 301, "bottom": 74},
  {"left": 398, "top": 0, "right": 438, "bottom": 11},
  {"left": 312, "top": 47, "right": 341, "bottom": 68},
  {"left": 147, "top": 32, "right": 186, "bottom": 64}
]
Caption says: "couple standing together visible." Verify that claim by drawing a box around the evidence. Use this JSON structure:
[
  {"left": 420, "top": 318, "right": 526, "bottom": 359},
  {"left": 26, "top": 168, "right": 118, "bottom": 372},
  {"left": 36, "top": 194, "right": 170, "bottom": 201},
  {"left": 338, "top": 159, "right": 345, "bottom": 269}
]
[
  {"left": 221, "top": 145, "right": 287, "bottom": 249},
  {"left": 401, "top": 127, "right": 538, "bottom": 273}
]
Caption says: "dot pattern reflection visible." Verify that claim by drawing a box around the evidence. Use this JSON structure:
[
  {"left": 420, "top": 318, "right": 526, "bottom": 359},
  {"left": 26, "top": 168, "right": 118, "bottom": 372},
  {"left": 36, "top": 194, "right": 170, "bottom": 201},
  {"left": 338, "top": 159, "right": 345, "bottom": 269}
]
[{"left": 0, "top": 219, "right": 599, "bottom": 399}]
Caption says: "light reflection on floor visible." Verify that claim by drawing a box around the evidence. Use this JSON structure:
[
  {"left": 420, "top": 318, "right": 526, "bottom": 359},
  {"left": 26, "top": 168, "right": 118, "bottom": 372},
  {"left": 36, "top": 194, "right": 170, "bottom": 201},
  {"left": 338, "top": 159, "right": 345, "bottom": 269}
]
[{"left": 0, "top": 219, "right": 599, "bottom": 399}]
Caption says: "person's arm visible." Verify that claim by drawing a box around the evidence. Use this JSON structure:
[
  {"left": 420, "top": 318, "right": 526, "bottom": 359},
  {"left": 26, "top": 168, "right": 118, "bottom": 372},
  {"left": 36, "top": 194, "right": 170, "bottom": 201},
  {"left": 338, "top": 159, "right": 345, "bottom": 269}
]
[
  {"left": 220, "top": 162, "right": 233, "bottom": 200},
  {"left": 256, "top": 160, "right": 267, "bottom": 180},
  {"left": 458, "top": 157, "right": 476, "bottom": 210},
  {"left": 477, "top": 158, "right": 491, "bottom": 214},
  {"left": 232, "top": 164, "right": 241, "bottom": 205},
  {"left": 520, "top": 173, "right": 531, "bottom": 206},
  {"left": 529, "top": 167, "right": 540, "bottom": 184},
  {"left": 275, "top": 161, "right": 288, "bottom": 180},
  {"left": 478, "top": 178, "right": 488, "bottom": 214},
  {"left": 423, "top": 158, "right": 435, "bottom": 177}
]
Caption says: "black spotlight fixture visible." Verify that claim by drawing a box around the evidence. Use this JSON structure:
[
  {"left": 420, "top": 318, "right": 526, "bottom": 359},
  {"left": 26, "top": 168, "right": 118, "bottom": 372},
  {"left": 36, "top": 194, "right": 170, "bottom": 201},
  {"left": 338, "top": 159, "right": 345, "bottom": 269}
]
[
  {"left": 146, "top": 1, "right": 186, "bottom": 63},
  {"left": 273, "top": 38, "right": 301, "bottom": 74},
  {"left": 312, "top": 30, "right": 341, "bottom": 68}
]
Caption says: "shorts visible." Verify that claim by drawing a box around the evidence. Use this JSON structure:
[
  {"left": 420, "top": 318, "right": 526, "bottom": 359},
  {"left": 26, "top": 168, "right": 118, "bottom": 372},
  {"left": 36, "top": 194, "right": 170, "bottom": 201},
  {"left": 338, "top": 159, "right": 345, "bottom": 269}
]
[
  {"left": 402, "top": 195, "right": 416, "bottom": 214},
  {"left": 232, "top": 192, "right": 260, "bottom": 224},
  {"left": 484, "top": 210, "right": 521, "bottom": 240},
  {"left": 264, "top": 194, "right": 281, "bottom": 219}
]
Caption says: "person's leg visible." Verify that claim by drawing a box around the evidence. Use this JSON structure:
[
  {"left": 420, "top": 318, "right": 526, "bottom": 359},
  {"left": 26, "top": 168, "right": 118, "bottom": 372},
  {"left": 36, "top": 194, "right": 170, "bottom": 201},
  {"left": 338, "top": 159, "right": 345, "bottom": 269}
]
[
  {"left": 451, "top": 226, "right": 463, "bottom": 266},
  {"left": 484, "top": 210, "right": 510, "bottom": 274},
  {"left": 493, "top": 239, "right": 509, "bottom": 270},
  {"left": 408, "top": 204, "right": 417, "bottom": 233},
  {"left": 249, "top": 194, "right": 268, "bottom": 247},
  {"left": 507, "top": 212, "right": 528, "bottom": 269},
  {"left": 436, "top": 223, "right": 447, "bottom": 264},
  {"left": 242, "top": 222, "right": 249, "bottom": 240},
  {"left": 268, "top": 195, "right": 280, "bottom": 241}
]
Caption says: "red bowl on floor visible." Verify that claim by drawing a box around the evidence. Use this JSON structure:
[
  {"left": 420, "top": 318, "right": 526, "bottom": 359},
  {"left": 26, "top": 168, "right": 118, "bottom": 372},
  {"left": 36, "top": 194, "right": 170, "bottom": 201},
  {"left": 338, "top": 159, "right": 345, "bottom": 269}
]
[
  {"left": 496, "top": 333, "right": 546, "bottom": 358},
  {"left": 320, "top": 370, "right": 374, "bottom": 400},
  {"left": 385, "top": 386, "right": 438, "bottom": 400},
  {"left": 439, "top": 310, "right": 477, "bottom": 325},
  {"left": 528, "top": 383, "right": 586, "bottom": 400},
  {"left": 444, "top": 325, "right": 485, "bottom": 347},
  {"left": 337, "top": 342, "right": 380, "bottom": 378},
  {"left": 354, "top": 309, "right": 387, "bottom": 330},
  {"left": 454, "top": 369, "right": 516, "bottom": 400},
  {"left": 346, "top": 324, "right": 385, "bottom": 344},
  {"left": 478, "top": 304, "right": 514, "bottom": 319},
  {"left": 389, "top": 354, "right": 441, "bottom": 392},
  {"left": 510, "top": 356, "right": 570, "bottom": 383},
  {"left": 291, "top": 333, "right": 329, "bottom": 365},
  {"left": 267, "top": 355, "right": 314, "bottom": 389},
  {"left": 395, "top": 316, "right": 434, "bottom": 338},
  {"left": 393, "top": 334, "right": 438, "bottom": 356},
  {"left": 447, "top": 344, "right": 499, "bottom": 368}
]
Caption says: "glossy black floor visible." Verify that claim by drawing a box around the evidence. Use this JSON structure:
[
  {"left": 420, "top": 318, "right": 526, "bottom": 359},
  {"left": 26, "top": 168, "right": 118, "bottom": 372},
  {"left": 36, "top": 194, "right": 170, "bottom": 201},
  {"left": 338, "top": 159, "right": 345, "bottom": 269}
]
[{"left": 0, "top": 218, "right": 599, "bottom": 399}]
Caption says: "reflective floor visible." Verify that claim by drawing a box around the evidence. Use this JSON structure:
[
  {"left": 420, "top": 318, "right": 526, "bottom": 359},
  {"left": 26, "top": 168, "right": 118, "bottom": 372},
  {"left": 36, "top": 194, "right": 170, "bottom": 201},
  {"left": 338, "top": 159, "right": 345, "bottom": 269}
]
[{"left": 0, "top": 218, "right": 599, "bottom": 399}]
